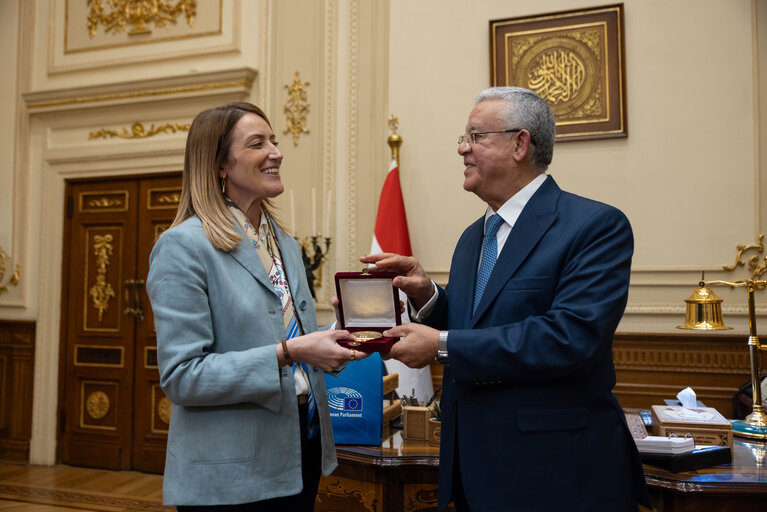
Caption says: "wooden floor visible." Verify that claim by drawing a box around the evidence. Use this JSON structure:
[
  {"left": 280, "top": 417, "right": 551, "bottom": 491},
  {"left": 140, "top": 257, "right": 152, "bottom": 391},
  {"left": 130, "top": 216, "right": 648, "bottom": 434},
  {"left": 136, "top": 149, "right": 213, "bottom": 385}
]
[{"left": 0, "top": 464, "right": 171, "bottom": 512}]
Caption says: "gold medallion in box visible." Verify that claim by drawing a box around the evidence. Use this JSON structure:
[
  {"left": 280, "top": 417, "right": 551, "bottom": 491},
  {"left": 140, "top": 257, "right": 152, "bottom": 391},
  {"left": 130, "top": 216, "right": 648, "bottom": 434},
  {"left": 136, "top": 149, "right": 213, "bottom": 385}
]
[
  {"left": 651, "top": 405, "right": 733, "bottom": 449},
  {"left": 334, "top": 269, "right": 401, "bottom": 353}
]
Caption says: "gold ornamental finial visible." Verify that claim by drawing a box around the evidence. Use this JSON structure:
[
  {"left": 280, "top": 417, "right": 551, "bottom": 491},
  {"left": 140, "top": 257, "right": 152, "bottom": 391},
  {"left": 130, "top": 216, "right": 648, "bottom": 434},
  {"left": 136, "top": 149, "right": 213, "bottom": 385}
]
[
  {"left": 284, "top": 71, "right": 311, "bottom": 146},
  {"left": 387, "top": 114, "right": 402, "bottom": 166}
]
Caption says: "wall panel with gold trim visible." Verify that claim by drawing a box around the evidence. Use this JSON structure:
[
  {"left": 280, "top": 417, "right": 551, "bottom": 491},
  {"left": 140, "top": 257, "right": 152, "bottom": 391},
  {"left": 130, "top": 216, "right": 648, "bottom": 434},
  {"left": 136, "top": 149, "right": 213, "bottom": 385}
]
[{"left": 49, "top": 0, "right": 240, "bottom": 74}]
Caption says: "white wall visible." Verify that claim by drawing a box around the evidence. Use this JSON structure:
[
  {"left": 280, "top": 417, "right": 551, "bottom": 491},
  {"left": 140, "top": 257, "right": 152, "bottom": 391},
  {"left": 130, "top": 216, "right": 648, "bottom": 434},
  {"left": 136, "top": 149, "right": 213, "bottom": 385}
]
[{"left": 389, "top": 0, "right": 766, "bottom": 332}]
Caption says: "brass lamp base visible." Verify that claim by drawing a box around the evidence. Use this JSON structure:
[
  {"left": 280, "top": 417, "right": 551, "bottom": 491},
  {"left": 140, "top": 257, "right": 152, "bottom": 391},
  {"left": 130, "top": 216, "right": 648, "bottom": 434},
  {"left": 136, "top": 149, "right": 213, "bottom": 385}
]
[
  {"left": 732, "top": 421, "right": 767, "bottom": 440},
  {"left": 731, "top": 406, "right": 767, "bottom": 440}
]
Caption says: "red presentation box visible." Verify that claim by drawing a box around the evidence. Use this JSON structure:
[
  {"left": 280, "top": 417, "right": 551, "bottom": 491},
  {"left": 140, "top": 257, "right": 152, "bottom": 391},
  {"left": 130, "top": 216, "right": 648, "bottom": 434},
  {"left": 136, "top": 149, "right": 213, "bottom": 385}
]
[{"left": 335, "top": 269, "right": 401, "bottom": 353}]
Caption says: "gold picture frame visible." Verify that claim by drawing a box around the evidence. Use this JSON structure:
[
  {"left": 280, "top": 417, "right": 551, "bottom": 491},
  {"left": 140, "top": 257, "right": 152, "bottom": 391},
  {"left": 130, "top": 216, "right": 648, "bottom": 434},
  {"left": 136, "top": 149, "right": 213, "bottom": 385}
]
[{"left": 490, "top": 4, "right": 626, "bottom": 141}]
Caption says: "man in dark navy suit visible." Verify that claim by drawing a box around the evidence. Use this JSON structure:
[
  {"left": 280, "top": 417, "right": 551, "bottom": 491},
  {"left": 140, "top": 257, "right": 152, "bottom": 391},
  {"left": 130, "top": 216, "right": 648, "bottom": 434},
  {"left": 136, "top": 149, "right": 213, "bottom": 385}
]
[{"left": 364, "top": 87, "right": 651, "bottom": 512}]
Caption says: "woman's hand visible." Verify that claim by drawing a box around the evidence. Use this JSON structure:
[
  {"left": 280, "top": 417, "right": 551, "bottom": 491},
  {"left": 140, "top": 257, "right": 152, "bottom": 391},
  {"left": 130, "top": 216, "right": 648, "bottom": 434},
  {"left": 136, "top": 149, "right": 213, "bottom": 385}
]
[{"left": 287, "top": 329, "right": 368, "bottom": 372}]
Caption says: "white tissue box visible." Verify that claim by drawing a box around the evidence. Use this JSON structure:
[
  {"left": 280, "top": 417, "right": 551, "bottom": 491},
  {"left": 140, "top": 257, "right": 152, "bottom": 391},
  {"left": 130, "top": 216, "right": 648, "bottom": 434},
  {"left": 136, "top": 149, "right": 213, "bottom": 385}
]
[{"left": 651, "top": 405, "right": 733, "bottom": 449}]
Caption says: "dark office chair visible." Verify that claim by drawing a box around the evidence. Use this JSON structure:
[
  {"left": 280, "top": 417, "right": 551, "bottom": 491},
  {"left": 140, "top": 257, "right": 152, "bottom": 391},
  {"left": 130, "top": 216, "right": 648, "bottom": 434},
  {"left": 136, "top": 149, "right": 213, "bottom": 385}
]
[{"left": 732, "top": 373, "right": 767, "bottom": 419}]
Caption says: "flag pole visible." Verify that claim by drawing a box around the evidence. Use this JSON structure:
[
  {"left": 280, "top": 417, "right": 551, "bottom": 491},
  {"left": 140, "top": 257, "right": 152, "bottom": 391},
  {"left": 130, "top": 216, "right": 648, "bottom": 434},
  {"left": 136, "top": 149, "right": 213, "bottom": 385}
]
[{"left": 387, "top": 114, "right": 402, "bottom": 167}]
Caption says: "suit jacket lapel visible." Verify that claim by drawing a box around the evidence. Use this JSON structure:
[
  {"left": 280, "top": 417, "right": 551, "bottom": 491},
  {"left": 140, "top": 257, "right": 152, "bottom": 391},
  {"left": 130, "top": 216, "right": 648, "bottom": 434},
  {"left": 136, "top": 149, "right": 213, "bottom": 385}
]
[
  {"left": 453, "top": 218, "right": 484, "bottom": 327},
  {"left": 274, "top": 223, "right": 305, "bottom": 302},
  {"left": 471, "top": 176, "right": 560, "bottom": 325},
  {"left": 227, "top": 222, "right": 275, "bottom": 293}
]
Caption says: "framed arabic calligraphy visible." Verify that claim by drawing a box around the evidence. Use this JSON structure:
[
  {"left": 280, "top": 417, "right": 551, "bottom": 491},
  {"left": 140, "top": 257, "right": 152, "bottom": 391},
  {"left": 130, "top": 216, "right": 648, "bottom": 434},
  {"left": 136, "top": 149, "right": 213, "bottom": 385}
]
[{"left": 490, "top": 4, "right": 627, "bottom": 141}]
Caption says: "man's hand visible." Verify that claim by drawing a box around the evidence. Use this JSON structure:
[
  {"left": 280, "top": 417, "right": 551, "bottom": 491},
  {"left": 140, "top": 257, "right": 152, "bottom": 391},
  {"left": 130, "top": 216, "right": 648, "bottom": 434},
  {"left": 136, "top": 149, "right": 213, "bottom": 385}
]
[
  {"left": 383, "top": 323, "right": 440, "bottom": 368},
  {"left": 361, "top": 253, "right": 434, "bottom": 309}
]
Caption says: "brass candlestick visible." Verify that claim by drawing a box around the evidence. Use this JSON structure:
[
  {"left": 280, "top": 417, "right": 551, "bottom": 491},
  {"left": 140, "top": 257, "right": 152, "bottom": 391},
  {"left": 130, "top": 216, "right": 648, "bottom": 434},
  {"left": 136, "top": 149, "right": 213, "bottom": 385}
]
[{"left": 299, "top": 234, "right": 331, "bottom": 299}]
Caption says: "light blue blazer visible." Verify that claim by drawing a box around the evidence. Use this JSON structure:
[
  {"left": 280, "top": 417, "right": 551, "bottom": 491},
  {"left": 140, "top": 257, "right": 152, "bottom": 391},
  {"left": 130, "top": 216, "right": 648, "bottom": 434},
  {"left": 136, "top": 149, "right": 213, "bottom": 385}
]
[{"left": 147, "top": 215, "right": 337, "bottom": 506}]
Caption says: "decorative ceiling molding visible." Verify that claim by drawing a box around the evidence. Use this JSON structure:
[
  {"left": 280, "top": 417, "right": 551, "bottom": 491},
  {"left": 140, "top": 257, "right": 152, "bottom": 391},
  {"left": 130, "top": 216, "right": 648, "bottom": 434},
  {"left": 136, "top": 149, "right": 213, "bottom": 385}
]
[{"left": 23, "top": 67, "right": 256, "bottom": 113}]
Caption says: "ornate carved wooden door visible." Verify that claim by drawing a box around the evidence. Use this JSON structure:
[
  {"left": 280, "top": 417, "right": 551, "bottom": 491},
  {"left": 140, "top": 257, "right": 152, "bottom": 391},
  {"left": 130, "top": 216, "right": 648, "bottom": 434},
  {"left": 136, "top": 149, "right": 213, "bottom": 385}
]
[{"left": 58, "top": 174, "right": 180, "bottom": 473}]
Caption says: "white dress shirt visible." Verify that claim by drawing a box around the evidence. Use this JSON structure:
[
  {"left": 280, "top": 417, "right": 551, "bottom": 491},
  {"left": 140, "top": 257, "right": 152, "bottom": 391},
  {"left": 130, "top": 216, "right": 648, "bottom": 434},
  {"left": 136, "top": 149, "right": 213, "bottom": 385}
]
[{"left": 413, "top": 173, "right": 548, "bottom": 321}]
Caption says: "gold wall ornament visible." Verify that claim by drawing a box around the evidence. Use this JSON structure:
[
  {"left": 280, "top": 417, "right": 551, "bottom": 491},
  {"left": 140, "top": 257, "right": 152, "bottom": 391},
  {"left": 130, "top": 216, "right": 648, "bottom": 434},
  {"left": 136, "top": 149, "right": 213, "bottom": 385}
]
[
  {"left": 528, "top": 47, "right": 587, "bottom": 106},
  {"left": 148, "top": 186, "right": 182, "bottom": 210},
  {"left": 283, "top": 71, "right": 311, "bottom": 146},
  {"left": 157, "top": 396, "right": 172, "bottom": 425},
  {"left": 151, "top": 384, "right": 171, "bottom": 433},
  {"left": 87, "top": 0, "right": 197, "bottom": 38},
  {"left": 88, "top": 122, "right": 190, "bottom": 140},
  {"left": 88, "top": 198, "right": 122, "bottom": 208},
  {"left": 85, "top": 391, "right": 111, "bottom": 420},
  {"left": 81, "top": 191, "right": 129, "bottom": 212},
  {"left": 156, "top": 193, "right": 180, "bottom": 204},
  {"left": 89, "top": 234, "right": 116, "bottom": 322},
  {"left": 723, "top": 234, "right": 766, "bottom": 276},
  {"left": 0, "top": 248, "right": 20, "bottom": 295}
]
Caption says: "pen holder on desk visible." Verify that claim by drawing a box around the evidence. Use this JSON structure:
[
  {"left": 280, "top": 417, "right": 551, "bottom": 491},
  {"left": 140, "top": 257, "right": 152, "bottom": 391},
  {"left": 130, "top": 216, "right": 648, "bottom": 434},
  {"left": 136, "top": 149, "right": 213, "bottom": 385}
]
[
  {"left": 402, "top": 404, "right": 430, "bottom": 441},
  {"left": 428, "top": 418, "right": 441, "bottom": 446}
]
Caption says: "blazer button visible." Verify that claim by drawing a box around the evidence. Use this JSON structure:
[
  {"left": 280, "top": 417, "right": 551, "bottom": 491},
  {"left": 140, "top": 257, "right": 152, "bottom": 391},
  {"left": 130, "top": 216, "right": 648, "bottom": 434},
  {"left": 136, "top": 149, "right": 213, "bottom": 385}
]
[{"left": 299, "top": 300, "right": 307, "bottom": 310}]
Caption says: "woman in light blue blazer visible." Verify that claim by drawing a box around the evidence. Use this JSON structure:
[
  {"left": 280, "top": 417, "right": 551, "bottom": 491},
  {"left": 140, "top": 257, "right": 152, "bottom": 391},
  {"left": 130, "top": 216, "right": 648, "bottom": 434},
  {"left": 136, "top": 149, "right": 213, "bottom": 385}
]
[{"left": 147, "top": 102, "right": 360, "bottom": 510}]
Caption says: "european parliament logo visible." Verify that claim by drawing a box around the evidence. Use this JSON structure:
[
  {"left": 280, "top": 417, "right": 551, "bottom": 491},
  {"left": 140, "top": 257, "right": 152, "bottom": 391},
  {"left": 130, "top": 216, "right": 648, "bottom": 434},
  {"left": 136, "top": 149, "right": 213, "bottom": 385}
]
[{"left": 327, "top": 387, "right": 364, "bottom": 412}]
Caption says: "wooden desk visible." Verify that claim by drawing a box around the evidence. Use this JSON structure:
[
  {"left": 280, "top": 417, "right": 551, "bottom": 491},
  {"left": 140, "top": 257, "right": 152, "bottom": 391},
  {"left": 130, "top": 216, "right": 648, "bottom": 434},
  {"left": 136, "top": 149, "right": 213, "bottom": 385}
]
[
  {"left": 643, "top": 438, "right": 767, "bottom": 511},
  {"left": 317, "top": 430, "right": 767, "bottom": 512},
  {"left": 316, "top": 431, "right": 447, "bottom": 512}
]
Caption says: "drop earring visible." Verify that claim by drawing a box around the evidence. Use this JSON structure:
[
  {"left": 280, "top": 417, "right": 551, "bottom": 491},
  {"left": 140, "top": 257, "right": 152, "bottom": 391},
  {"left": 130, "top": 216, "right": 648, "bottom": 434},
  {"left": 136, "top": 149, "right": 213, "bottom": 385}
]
[{"left": 221, "top": 177, "right": 227, "bottom": 195}]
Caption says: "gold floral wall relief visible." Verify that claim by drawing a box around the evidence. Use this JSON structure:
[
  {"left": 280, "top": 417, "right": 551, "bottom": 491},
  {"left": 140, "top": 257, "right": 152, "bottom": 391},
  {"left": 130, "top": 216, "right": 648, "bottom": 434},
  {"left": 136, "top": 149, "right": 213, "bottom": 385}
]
[
  {"left": 63, "top": 0, "right": 224, "bottom": 55},
  {"left": 88, "top": 122, "right": 190, "bottom": 140},
  {"left": 87, "top": 0, "right": 197, "bottom": 37},
  {"left": 0, "top": 248, "right": 20, "bottom": 295},
  {"left": 80, "top": 381, "right": 118, "bottom": 430},
  {"left": 284, "top": 71, "right": 311, "bottom": 146},
  {"left": 490, "top": 4, "right": 627, "bottom": 141},
  {"left": 89, "top": 234, "right": 116, "bottom": 323},
  {"left": 85, "top": 391, "right": 111, "bottom": 420}
]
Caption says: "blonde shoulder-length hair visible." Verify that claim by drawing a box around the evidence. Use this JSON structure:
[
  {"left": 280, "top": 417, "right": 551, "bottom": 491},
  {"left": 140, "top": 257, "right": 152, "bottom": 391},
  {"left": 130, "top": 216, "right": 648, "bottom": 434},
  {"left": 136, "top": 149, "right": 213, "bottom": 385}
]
[{"left": 171, "top": 102, "right": 283, "bottom": 251}]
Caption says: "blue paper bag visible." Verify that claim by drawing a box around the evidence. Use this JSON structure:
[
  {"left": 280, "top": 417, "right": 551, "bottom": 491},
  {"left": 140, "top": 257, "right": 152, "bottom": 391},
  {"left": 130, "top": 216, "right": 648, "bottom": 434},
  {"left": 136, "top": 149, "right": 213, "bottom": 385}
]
[{"left": 324, "top": 353, "right": 383, "bottom": 445}]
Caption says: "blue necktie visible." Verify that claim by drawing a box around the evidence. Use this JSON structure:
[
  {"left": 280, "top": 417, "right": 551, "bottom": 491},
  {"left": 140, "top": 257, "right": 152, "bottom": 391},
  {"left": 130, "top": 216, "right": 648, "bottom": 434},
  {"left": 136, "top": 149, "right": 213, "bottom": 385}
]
[{"left": 473, "top": 214, "right": 504, "bottom": 314}]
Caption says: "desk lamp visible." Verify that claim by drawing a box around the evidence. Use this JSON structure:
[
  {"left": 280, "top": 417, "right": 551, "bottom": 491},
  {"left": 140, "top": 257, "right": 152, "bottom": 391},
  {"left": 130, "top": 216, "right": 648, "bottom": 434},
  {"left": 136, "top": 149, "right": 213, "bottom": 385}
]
[{"left": 676, "top": 235, "right": 767, "bottom": 440}]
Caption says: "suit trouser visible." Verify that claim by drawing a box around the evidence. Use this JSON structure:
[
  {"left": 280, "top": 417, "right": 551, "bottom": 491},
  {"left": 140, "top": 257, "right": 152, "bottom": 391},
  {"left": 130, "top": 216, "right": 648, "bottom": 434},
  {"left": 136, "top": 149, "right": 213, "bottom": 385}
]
[{"left": 451, "top": 423, "right": 472, "bottom": 512}]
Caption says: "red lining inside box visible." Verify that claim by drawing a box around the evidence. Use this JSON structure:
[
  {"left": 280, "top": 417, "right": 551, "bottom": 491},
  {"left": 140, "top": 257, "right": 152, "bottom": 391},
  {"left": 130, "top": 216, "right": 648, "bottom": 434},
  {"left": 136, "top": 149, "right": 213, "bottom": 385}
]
[{"left": 337, "top": 337, "right": 396, "bottom": 353}]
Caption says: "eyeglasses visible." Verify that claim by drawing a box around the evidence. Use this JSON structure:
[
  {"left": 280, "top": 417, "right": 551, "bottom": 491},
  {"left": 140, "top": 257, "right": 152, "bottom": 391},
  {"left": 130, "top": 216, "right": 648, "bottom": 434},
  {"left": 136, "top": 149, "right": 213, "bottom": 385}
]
[{"left": 458, "top": 129, "right": 521, "bottom": 146}]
